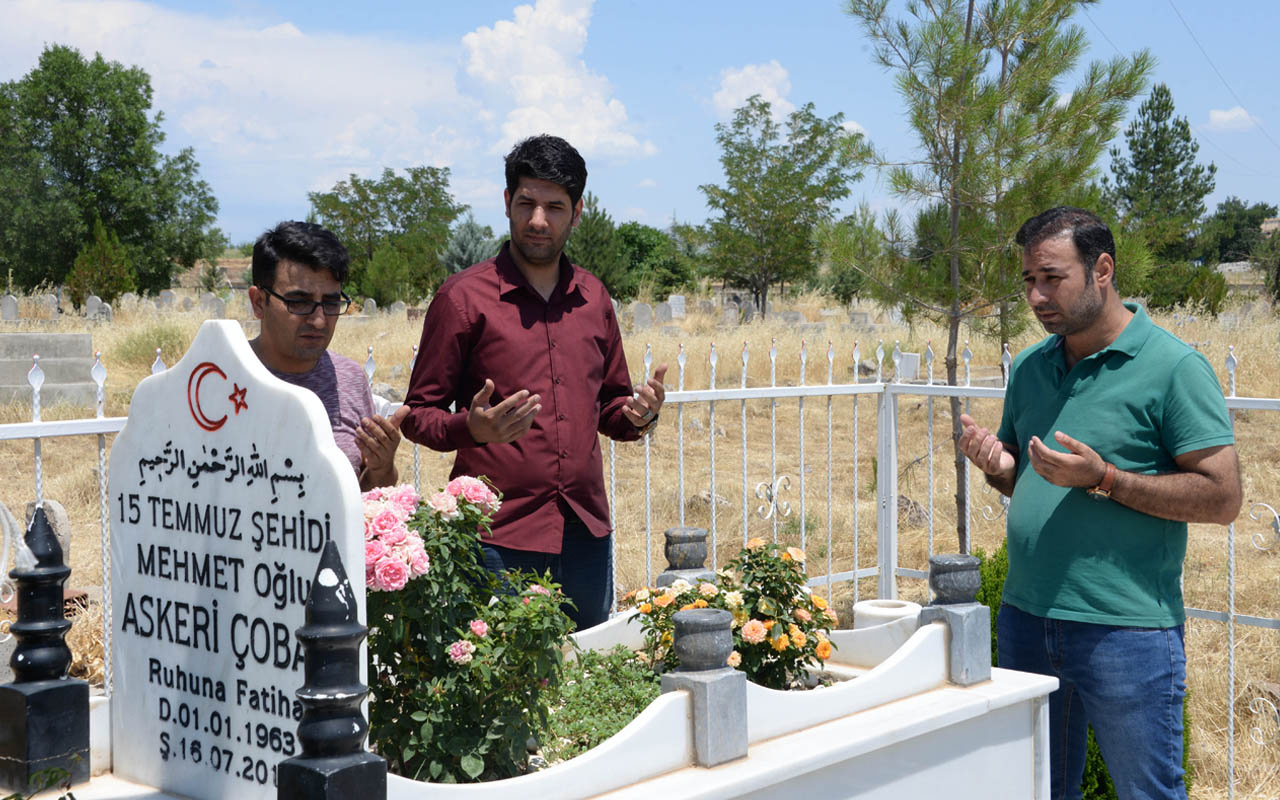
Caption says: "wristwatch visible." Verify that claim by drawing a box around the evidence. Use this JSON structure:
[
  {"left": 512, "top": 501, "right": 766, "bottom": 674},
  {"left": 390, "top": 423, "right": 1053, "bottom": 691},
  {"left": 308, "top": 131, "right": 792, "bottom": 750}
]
[{"left": 1087, "top": 462, "right": 1117, "bottom": 501}]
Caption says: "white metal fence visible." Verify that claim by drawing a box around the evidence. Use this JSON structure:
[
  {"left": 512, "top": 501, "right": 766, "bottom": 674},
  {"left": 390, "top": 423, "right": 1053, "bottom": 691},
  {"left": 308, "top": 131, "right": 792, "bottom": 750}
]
[{"left": 0, "top": 339, "right": 1277, "bottom": 796}]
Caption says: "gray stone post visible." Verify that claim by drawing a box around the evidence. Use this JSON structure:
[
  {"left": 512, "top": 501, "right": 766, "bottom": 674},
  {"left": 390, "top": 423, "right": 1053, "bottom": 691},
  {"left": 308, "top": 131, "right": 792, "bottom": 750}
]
[
  {"left": 659, "top": 608, "right": 748, "bottom": 767},
  {"left": 0, "top": 507, "right": 90, "bottom": 793},
  {"left": 655, "top": 527, "right": 715, "bottom": 588},
  {"left": 919, "top": 553, "right": 990, "bottom": 686},
  {"left": 276, "top": 540, "right": 385, "bottom": 799}
]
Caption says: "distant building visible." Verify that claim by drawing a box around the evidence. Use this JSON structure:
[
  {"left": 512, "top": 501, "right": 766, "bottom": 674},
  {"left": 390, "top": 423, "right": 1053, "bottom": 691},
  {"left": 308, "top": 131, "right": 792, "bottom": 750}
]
[{"left": 1262, "top": 217, "right": 1280, "bottom": 238}]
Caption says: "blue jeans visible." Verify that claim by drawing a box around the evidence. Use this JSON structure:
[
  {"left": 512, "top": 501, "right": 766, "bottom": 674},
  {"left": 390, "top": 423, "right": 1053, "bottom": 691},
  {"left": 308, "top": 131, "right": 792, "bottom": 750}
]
[
  {"left": 479, "top": 517, "right": 612, "bottom": 631},
  {"left": 997, "top": 603, "right": 1187, "bottom": 800}
]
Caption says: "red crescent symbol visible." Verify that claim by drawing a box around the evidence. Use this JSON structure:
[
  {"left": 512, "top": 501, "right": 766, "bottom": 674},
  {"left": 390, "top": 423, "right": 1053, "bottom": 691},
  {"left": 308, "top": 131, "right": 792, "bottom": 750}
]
[{"left": 188, "top": 361, "right": 228, "bottom": 432}]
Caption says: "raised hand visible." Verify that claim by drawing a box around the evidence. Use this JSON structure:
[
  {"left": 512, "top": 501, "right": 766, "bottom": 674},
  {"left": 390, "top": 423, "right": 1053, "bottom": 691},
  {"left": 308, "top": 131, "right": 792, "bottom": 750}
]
[
  {"left": 1028, "top": 430, "right": 1107, "bottom": 489},
  {"left": 958, "top": 413, "right": 1016, "bottom": 479},
  {"left": 466, "top": 378, "right": 541, "bottom": 444},
  {"left": 623, "top": 364, "right": 668, "bottom": 428}
]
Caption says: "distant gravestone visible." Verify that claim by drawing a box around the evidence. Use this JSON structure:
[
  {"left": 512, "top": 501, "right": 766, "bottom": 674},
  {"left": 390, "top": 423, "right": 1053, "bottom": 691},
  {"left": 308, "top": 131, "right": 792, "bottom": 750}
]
[
  {"left": 721, "top": 302, "right": 739, "bottom": 326},
  {"left": 389, "top": 300, "right": 406, "bottom": 315},
  {"left": 40, "top": 294, "right": 58, "bottom": 316},
  {"left": 200, "top": 293, "right": 226, "bottom": 319},
  {"left": 897, "top": 352, "right": 921, "bottom": 382},
  {"left": 106, "top": 321, "right": 365, "bottom": 800},
  {"left": 363, "top": 298, "right": 378, "bottom": 315},
  {"left": 660, "top": 325, "right": 683, "bottom": 337},
  {"left": 181, "top": 297, "right": 194, "bottom": 312},
  {"left": 848, "top": 311, "right": 872, "bottom": 328},
  {"left": 667, "top": 294, "right": 686, "bottom": 319},
  {"left": 84, "top": 295, "right": 103, "bottom": 318},
  {"left": 655, "top": 302, "right": 673, "bottom": 324},
  {"left": 199, "top": 291, "right": 217, "bottom": 309},
  {"left": 158, "top": 290, "right": 176, "bottom": 309},
  {"left": 740, "top": 303, "right": 756, "bottom": 323},
  {"left": 633, "top": 302, "right": 653, "bottom": 330},
  {"left": 1, "top": 294, "right": 17, "bottom": 321},
  {"left": 699, "top": 300, "right": 715, "bottom": 315},
  {"left": 121, "top": 292, "right": 139, "bottom": 307},
  {"left": 778, "top": 311, "right": 805, "bottom": 325},
  {"left": 93, "top": 302, "right": 114, "bottom": 323}
]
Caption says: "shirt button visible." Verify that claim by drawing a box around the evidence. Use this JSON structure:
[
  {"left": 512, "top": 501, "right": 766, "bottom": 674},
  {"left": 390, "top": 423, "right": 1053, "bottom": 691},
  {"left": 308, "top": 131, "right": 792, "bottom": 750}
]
[
  {"left": 558, "top": 413, "right": 566, "bottom": 420},
  {"left": 555, "top": 377, "right": 563, "bottom": 384},
  {"left": 560, "top": 450, "right": 568, "bottom": 458}
]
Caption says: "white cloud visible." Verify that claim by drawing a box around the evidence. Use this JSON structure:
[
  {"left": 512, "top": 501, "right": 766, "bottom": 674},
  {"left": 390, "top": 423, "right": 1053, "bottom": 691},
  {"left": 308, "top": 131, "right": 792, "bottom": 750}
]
[
  {"left": 462, "top": 0, "right": 655, "bottom": 160},
  {"left": 713, "top": 60, "right": 794, "bottom": 120},
  {"left": 637, "top": 177, "right": 657, "bottom": 188},
  {"left": 1055, "top": 92, "right": 1073, "bottom": 108},
  {"left": 1207, "top": 106, "right": 1258, "bottom": 132},
  {"left": 842, "top": 120, "right": 867, "bottom": 137}
]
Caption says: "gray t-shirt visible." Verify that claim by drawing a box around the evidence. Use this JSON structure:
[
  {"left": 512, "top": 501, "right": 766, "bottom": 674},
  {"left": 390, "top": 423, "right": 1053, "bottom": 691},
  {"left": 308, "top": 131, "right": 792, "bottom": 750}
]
[{"left": 268, "top": 351, "right": 374, "bottom": 476}]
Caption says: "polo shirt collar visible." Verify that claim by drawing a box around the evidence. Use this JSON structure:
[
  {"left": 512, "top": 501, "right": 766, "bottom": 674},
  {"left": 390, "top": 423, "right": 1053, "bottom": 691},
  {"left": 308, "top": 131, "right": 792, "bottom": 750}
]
[
  {"left": 494, "top": 241, "right": 582, "bottom": 300},
  {"left": 1040, "top": 301, "right": 1152, "bottom": 370}
]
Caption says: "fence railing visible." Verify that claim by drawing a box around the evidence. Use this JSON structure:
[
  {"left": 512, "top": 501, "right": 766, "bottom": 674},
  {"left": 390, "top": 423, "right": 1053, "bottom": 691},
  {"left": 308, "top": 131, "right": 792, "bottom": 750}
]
[{"left": 1, "top": 337, "right": 1277, "bottom": 797}]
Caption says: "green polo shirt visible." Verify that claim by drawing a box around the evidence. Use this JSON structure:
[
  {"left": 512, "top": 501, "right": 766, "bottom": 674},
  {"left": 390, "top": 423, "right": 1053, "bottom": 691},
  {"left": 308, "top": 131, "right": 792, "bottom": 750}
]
[{"left": 996, "top": 304, "right": 1233, "bottom": 627}]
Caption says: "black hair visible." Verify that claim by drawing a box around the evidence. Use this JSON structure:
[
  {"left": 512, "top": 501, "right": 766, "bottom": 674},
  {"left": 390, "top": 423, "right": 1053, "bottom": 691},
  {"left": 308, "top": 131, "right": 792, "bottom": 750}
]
[
  {"left": 251, "top": 221, "right": 350, "bottom": 289},
  {"left": 503, "top": 135, "right": 587, "bottom": 207},
  {"left": 1015, "top": 207, "right": 1116, "bottom": 284}
]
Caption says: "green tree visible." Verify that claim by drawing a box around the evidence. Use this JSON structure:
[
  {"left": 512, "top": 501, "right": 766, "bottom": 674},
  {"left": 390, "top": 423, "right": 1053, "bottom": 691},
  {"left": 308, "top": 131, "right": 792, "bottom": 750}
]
[
  {"left": 700, "top": 95, "right": 868, "bottom": 317},
  {"left": 308, "top": 166, "right": 464, "bottom": 301},
  {"left": 441, "top": 213, "right": 497, "bottom": 274},
  {"left": 1106, "top": 83, "right": 1215, "bottom": 263},
  {"left": 814, "top": 202, "right": 882, "bottom": 305},
  {"left": 65, "top": 218, "right": 134, "bottom": 307},
  {"left": 615, "top": 222, "right": 693, "bottom": 301},
  {"left": 565, "top": 192, "right": 629, "bottom": 297},
  {"left": 0, "top": 44, "right": 222, "bottom": 293},
  {"left": 1195, "top": 196, "right": 1278, "bottom": 265},
  {"left": 846, "top": 0, "right": 1151, "bottom": 551},
  {"left": 1253, "top": 232, "right": 1280, "bottom": 303}
]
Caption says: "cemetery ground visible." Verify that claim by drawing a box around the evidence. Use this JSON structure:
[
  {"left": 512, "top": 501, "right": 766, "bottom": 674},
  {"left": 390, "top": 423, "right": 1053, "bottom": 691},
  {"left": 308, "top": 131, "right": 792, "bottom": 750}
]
[{"left": 0, "top": 288, "right": 1277, "bottom": 797}]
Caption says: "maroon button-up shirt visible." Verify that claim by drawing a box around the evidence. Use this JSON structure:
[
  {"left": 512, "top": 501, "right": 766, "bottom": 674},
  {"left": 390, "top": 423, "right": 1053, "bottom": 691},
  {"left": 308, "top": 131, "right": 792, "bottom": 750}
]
[{"left": 401, "top": 244, "right": 643, "bottom": 553}]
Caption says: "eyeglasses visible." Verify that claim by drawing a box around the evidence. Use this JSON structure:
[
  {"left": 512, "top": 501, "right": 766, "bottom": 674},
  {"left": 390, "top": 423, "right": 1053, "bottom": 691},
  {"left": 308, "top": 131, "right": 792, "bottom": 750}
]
[{"left": 260, "top": 287, "right": 351, "bottom": 316}]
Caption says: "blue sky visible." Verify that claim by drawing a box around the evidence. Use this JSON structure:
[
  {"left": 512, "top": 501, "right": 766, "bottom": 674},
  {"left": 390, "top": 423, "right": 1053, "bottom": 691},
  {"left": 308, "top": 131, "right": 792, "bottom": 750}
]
[{"left": 4, "top": 0, "right": 1277, "bottom": 244}]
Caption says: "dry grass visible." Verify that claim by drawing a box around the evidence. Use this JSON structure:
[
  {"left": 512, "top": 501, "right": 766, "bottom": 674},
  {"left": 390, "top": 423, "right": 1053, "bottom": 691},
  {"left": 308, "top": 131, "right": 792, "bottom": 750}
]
[{"left": 2, "top": 287, "right": 1278, "bottom": 797}]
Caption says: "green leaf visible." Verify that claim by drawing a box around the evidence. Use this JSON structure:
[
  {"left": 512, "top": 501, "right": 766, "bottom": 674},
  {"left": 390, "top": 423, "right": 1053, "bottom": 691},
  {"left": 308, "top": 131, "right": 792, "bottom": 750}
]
[
  {"left": 410, "top": 711, "right": 428, "bottom": 722},
  {"left": 420, "top": 720, "right": 434, "bottom": 741},
  {"left": 460, "top": 753, "right": 485, "bottom": 779}
]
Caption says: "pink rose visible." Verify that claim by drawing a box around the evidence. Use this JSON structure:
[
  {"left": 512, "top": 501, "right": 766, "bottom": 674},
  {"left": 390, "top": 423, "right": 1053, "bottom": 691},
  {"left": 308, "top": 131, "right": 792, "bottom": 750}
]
[
  {"left": 741, "top": 619, "right": 767, "bottom": 645},
  {"left": 426, "top": 491, "right": 460, "bottom": 521},
  {"left": 361, "top": 487, "right": 384, "bottom": 502},
  {"left": 380, "top": 521, "right": 408, "bottom": 547},
  {"left": 461, "top": 480, "right": 492, "bottom": 505},
  {"left": 444, "top": 477, "right": 472, "bottom": 497},
  {"left": 370, "top": 508, "right": 402, "bottom": 537},
  {"left": 365, "top": 539, "right": 389, "bottom": 565},
  {"left": 408, "top": 547, "right": 430, "bottom": 577},
  {"left": 374, "top": 556, "right": 410, "bottom": 592},
  {"left": 469, "top": 619, "right": 489, "bottom": 638},
  {"left": 389, "top": 484, "right": 420, "bottom": 516},
  {"left": 448, "top": 640, "right": 476, "bottom": 665},
  {"left": 526, "top": 584, "right": 552, "bottom": 596}
]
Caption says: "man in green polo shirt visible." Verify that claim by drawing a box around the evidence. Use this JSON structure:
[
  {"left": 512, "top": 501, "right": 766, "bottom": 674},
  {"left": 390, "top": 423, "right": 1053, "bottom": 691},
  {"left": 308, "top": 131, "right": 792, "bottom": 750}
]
[{"left": 958, "top": 206, "right": 1240, "bottom": 800}]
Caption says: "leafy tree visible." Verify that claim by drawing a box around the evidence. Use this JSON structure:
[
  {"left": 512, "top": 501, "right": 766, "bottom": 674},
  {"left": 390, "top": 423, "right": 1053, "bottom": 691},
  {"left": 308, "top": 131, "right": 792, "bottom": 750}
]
[
  {"left": 565, "top": 192, "right": 629, "bottom": 297},
  {"left": 700, "top": 95, "right": 868, "bottom": 317},
  {"left": 363, "top": 237, "right": 417, "bottom": 306},
  {"left": 1143, "top": 261, "right": 1227, "bottom": 315},
  {"left": 1105, "top": 83, "right": 1215, "bottom": 263},
  {"left": 308, "top": 166, "right": 464, "bottom": 301},
  {"left": 615, "top": 222, "right": 693, "bottom": 301},
  {"left": 846, "top": 0, "right": 1151, "bottom": 551},
  {"left": 1254, "top": 232, "right": 1280, "bottom": 303},
  {"left": 65, "top": 218, "right": 134, "bottom": 307},
  {"left": 441, "top": 213, "right": 497, "bottom": 274},
  {"left": 0, "top": 44, "right": 223, "bottom": 293},
  {"left": 1195, "top": 196, "right": 1278, "bottom": 265},
  {"left": 667, "top": 219, "right": 714, "bottom": 282}
]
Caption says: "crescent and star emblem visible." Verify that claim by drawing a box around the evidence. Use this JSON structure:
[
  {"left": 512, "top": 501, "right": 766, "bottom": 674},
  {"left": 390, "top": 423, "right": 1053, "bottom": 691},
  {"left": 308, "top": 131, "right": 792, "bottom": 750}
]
[{"left": 187, "top": 361, "right": 248, "bottom": 432}]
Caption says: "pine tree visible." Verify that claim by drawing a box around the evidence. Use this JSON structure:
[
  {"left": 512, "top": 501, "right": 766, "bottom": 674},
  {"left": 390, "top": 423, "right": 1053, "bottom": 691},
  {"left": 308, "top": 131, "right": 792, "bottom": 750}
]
[
  {"left": 846, "top": 0, "right": 1152, "bottom": 551},
  {"left": 1106, "top": 83, "right": 1215, "bottom": 263},
  {"left": 565, "top": 193, "right": 628, "bottom": 298},
  {"left": 66, "top": 218, "right": 134, "bottom": 307},
  {"left": 441, "top": 213, "right": 497, "bottom": 274}
]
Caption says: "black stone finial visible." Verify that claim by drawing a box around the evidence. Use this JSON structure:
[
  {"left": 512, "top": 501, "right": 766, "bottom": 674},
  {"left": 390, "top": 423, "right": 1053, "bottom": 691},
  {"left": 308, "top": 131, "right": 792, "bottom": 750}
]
[
  {"left": 9, "top": 507, "right": 72, "bottom": 682},
  {"left": 656, "top": 527, "right": 715, "bottom": 588},
  {"left": 927, "top": 553, "right": 982, "bottom": 605},
  {"left": 277, "top": 539, "right": 385, "bottom": 799},
  {"left": 672, "top": 608, "right": 734, "bottom": 672},
  {"left": 0, "top": 505, "right": 89, "bottom": 793}
]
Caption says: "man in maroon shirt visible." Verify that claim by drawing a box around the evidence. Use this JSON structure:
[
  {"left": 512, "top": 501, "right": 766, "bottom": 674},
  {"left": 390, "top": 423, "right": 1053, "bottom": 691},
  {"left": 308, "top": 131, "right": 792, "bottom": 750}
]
[{"left": 401, "top": 135, "right": 666, "bottom": 629}]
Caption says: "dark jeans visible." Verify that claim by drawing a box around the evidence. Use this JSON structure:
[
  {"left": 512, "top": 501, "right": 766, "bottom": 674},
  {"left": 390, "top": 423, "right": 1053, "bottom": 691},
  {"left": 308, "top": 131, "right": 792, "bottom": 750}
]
[
  {"left": 998, "top": 602, "right": 1187, "bottom": 800},
  {"left": 479, "top": 518, "right": 612, "bottom": 631}
]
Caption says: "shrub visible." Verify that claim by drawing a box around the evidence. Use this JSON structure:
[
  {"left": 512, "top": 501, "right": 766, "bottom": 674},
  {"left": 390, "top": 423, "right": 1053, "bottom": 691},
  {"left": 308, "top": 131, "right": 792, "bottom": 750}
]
[
  {"left": 973, "top": 541, "right": 1191, "bottom": 798},
  {"left": 364, "top": 479, "right": 574, "bottom": 783},
  {"left": 623, "top": 539, "right": 838, "bottom": 689},
  {"left": 541, "top": 645, "right": 662, "bottom": 763},
  {"left": 65, "top": 218, "right": 135, "bottom": 307},
  {"left": 1142, "top": 261, "right": 1227, "bottom": 315}
]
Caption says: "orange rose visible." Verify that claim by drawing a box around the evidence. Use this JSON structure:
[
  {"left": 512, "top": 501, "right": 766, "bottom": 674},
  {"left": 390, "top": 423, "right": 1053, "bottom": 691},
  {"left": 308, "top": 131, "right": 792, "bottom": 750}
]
[
  {"left": 771, "top": 633, "right": 790, "bottom": 652},
  {"left": 694, "top": 599, "right": 709, "bottom": 608},
  {"left": 825, "top": 608, "right": 839, "bottom": 625},
  {"left": 639, "top": 603, "right": 653, "bottom": 614},
  {"left": 811, "top": 594, "right": 828, "bottom": 610},
  {"left": 655, "top": 593, "right": 675, "bottom": 608},
  {"left": 680, "top": 602, "right": 698, "bottom": 611},
  {"left": 816, "top": 639, "right": 833, "bottom": 660},
  {"left": 746, "top": 537, "right": 766, "bottom": 550},
  {"left": 763, "top": 619, "right": 776, "bottom": 631}
]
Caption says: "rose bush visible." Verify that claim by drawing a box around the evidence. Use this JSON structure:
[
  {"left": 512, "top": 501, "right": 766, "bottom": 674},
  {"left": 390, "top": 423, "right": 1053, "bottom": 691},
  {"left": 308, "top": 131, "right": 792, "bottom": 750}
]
[
  {"left": 364, "top": 480, "right": 574, "bottom": 783},
  {"left": 622, "top": 539, "right": 838, "bottom": 690}
]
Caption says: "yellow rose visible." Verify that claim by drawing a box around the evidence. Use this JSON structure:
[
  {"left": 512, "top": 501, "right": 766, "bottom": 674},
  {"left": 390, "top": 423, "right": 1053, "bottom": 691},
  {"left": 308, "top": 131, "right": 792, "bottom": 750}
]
[
  {"left": 635, "top": 588, "right": 650, "bottom": 602},
  {"left": 639, "top": 603, "right": 652, "bottom": 614},
  {"left": 811, "top": 594, "right": 828, "bottom": 610},
  {"left": 746, "top": 537, "right": 766, "bottom": 550},
  {"left": 763, "top": 619, "right": 776, "bottom": 631},
  {"left": 680, "top": 602, "right": 698, "bottom": 611},
  {"left": 771, "top": 633, "right": 790, "bottom": 652},
  {"left": 726, "top": 650, "right": 742, "bottom": 668},
  {"left": 694, "top": 599, "right": 709, "bottom": 609},
  {"left": 786, "top": 547, "right": 807, "bottom": 562},
  {"left": 816, "top": 639, "right": 833, "bottom": 660}
]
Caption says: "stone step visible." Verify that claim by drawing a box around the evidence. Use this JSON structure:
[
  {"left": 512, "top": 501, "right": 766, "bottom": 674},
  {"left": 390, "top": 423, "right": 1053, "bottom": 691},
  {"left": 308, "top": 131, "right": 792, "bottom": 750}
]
[
  {"left": 0, "top": 332, "right": 92, "bottom": 360},
  {"left": 0, "top": 382, "right": 99, "bottom": 406},
  {"left": 0, "top": 356, "right": 97, "bottom": 385}
]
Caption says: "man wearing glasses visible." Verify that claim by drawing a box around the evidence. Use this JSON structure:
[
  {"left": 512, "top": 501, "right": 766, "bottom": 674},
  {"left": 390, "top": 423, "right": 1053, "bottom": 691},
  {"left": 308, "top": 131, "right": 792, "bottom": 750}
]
[{"left": 248, "top": 221, "right": 407, "bottom": 491}]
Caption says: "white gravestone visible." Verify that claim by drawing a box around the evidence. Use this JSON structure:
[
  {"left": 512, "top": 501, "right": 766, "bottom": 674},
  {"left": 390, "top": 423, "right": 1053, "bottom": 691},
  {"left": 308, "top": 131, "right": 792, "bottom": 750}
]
[
  {"left": 0, "top": 294, "right": 17, "bottom": 321},
  {"left": 107, "top": 320, "right": 365, "bottom": 800},
  {"left": 633, "top": 302, "right": 653, "bottom": 330},
  {"left": 85, "top": 295, "right": 103, "bottom": 318},
  {"left": 654, "top": 302, "right": 673, "bottom": 324},
  {"left": 159, "top": 290, "right": 177, "bottom": 309},
  {"left": 667, "top": 294, "right": 686, "bottom": 319}
]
